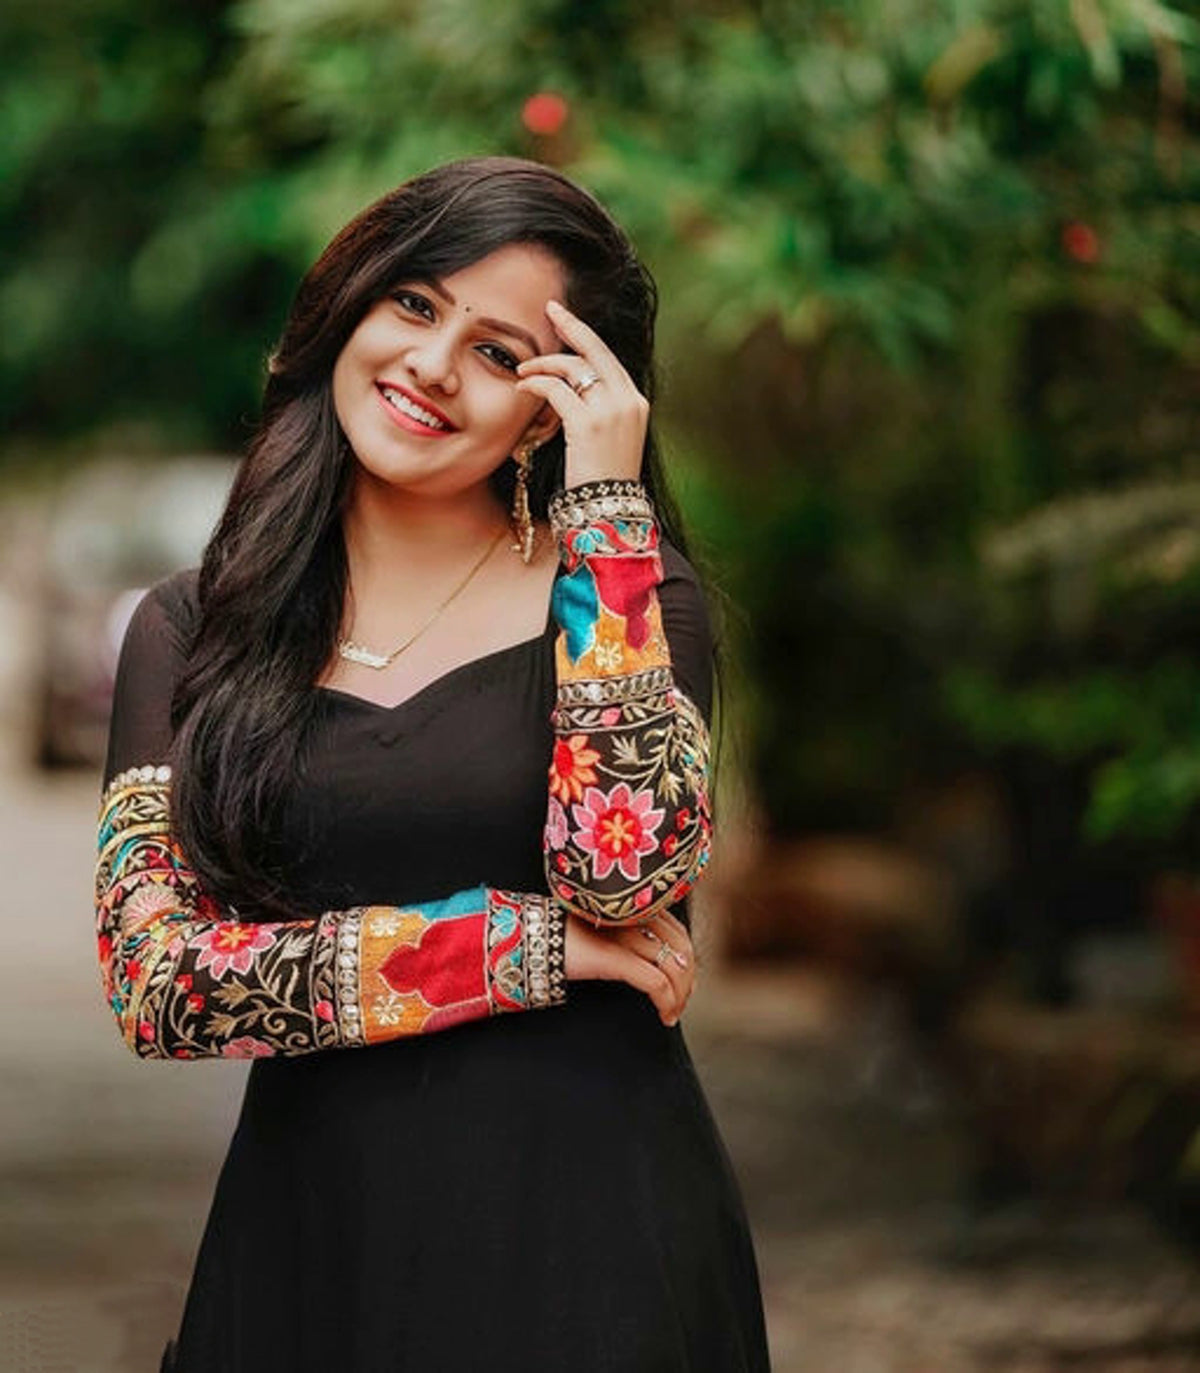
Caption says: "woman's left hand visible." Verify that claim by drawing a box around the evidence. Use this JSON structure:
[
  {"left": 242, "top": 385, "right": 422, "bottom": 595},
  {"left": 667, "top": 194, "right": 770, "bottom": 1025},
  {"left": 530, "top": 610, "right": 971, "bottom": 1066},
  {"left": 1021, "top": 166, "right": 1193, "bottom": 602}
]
[
  {"left": 514, "top": 299, "right": 648, "bottom": 490},
  {"left": 563, "top": 906, "right": 697, "bottom": 1027}
]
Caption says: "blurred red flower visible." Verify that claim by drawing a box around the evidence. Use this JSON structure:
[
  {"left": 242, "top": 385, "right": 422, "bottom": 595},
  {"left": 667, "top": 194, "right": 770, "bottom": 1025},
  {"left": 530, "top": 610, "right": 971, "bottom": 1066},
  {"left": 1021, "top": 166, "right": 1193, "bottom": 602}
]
[
  {"left": 522, "top": 92, "right": 569, "bottom": 136},
  {"left": 1062, "top": 220, "right": 1101, "bottom": 263}
]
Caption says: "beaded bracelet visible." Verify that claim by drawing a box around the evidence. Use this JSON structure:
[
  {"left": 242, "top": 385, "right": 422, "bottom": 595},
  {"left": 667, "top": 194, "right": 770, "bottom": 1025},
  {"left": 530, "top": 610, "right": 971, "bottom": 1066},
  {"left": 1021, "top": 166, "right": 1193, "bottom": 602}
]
[{"left": 547, "top": 479, "right": 656, "bottom": 541}]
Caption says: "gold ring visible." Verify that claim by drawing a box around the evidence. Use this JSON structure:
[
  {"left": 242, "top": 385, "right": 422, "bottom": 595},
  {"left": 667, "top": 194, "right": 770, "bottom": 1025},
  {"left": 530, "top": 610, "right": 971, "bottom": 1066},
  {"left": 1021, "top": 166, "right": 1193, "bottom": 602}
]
[{"left": 574, "top": 370, "right": 601, "bottom": 396}]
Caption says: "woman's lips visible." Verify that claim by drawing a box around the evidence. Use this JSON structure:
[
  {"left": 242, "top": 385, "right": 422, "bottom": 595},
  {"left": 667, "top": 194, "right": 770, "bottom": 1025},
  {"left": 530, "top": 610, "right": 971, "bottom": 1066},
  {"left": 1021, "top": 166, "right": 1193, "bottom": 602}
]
[{"left": 374, "top": 384, "right": 457, "bottom": 438}]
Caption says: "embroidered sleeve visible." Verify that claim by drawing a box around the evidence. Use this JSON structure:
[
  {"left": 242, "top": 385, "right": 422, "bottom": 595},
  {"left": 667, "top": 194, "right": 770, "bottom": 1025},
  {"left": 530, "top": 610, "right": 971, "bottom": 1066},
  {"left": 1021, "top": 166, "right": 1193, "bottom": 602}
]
[
  {"left": 95, "top": 767, "right": 565, "bottom": 1060},
  {"left": 543, "top": 479, "right": 713, "bottom": 925},
  {"left": 94, "top": 577, "right": 565, "bottom": 1062}
]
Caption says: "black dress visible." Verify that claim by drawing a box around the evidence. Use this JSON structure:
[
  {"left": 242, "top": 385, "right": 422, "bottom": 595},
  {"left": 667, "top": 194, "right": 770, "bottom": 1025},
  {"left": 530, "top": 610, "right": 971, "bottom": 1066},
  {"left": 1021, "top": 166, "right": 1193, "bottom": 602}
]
[{"left": 95, "top": 482, "right": 771, "bottom": 1372}]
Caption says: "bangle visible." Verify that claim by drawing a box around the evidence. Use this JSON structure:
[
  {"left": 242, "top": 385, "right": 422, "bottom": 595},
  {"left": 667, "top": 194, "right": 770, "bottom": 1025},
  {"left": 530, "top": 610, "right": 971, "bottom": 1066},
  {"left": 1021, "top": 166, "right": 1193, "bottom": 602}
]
[
  {"left": 524, "top": 895, "right": 568, "bottom": 1008},
  {"left": 548, "top": 480, "right": 655, "bottom": 542}
]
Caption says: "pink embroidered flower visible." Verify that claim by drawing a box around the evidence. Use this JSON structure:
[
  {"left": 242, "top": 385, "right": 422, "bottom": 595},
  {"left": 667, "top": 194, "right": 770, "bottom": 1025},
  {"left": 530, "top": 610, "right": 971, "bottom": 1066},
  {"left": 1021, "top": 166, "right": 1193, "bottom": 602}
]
[
  {"left": 634, "top": 887, "right": 653, "bottom": 909},
  {"left": 600, "top": 707, "right": 621, "bottom": 727},
  {"left": 186, "top": 993, "right": 205, "bottom": 1014},
  {"left": 544, "top": 797, "right": 569, "bottom": 851},
  {"left": 122, "top": 881, "right": 181, "bottom": 928},
  {"left": 190, "top": 923, "right": 279, "bottom": 979},
  {"left": 555, "top": 853, "right": 570, "bottom": 874},
  {"left": 571, "top": 783, "right": 665, "bottom": 882},
  {"left": 549, "top": 734, "right": 601, "bottom": 804},
  {"left": 663, "top": 834, "right": 678, "bottom": 858},
  {"left": 220, "top": 1036, "right": 276, "bottom": 1059},
  {"left": 138, "top": 1021, "right": 155, "bottom": 1042},
  {"left": 315, "top": 1000, "right": 334, "bottom": 1023},
  {"left": 675, "top": 807, "right": 691, "bottom": 832}
]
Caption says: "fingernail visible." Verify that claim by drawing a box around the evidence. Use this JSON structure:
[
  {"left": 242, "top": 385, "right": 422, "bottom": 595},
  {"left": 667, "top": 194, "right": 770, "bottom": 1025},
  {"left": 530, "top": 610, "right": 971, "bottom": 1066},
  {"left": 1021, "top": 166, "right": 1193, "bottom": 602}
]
[{"left": 547, "top": 299, "right": 563, "bottom": 312}]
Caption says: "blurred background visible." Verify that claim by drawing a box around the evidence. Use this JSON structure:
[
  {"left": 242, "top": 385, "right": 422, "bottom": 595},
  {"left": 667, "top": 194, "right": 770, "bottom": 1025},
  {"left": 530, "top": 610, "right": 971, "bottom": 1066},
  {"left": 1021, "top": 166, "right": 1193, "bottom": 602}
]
[{"left": 2, "top": 0, "right": 1200, "bottom": 1368}]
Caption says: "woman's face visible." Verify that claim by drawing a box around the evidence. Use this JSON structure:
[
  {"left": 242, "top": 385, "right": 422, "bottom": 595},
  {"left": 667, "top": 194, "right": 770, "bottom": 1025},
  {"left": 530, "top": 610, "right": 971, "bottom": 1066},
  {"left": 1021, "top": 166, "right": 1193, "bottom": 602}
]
[{"left": 332, "top": 242, "right": 567, "bottom": 501}]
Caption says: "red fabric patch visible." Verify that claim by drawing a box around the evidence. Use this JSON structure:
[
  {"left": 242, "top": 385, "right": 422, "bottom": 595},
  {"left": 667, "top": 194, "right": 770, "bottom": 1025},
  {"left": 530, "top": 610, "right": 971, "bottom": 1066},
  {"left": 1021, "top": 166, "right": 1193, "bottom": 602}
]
[
  {"left": 587, "top": 553, "right": 662, "bottom": 649},
  {"left": 378, "top": 916, "right": 486, "bottom": 1007},
  {"left": 425, "top": 997, "right": 491, "bottom": 1032}
]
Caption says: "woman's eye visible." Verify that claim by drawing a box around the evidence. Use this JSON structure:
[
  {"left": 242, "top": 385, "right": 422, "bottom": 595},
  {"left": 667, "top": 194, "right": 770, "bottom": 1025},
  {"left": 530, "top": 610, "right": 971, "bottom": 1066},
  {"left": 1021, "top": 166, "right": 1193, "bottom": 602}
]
[
  {"left": 393, "top": 290, "right": 432, "bottom": 318},
  {"left": 479, "top": 344, "right": 520, "bottom": 373},
  {"left": 390, "top": 292, "right": 518, "bottom": 373}
]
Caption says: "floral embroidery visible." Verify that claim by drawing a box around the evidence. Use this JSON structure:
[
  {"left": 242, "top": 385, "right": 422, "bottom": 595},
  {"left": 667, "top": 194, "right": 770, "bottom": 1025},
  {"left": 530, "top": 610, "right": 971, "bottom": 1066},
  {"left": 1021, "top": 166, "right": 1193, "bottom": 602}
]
[
  {"left": 95, "top": 769, "right": 566, "bottom": 1059},
  {"left": 121, "top": 881, "right": 182, "bottom": 930},
  {"left": 570, "top": 782, "right": 665, "bottom": 882},
  {"left": 543, "top": 480, "right": 714, "bottom": 924},
  {"left": 221, "top": 1036, "right": 276, "bottom": 1059},
  {"left": 190, "top": 922, "right": 279, "bottom": 978},
  {"left": 544, "top": 797, "right": 569, "bottom": 851},
  {"left": 593, "top": 640, "right": 624, "bottom": 672},
  {"left": 549, "top": 734, "right": 601, "bottom": 804}
]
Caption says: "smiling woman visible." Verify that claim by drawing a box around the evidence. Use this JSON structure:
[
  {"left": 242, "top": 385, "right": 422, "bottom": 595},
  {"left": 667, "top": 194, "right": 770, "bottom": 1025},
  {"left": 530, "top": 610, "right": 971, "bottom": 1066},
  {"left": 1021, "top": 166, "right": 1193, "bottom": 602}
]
[
  {"left": 95, "top": 155, "right": 771, "bottom": 1373},
  {"left": 330, "top": 243, "right": 568, "bottom": 500}
]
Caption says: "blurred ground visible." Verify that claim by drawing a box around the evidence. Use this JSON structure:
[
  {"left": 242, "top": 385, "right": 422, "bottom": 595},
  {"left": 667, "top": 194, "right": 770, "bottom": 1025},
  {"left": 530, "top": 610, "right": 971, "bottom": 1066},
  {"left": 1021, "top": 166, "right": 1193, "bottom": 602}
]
[{"left": 3, "top": 762, "right": 1200, "bottom": 1372}]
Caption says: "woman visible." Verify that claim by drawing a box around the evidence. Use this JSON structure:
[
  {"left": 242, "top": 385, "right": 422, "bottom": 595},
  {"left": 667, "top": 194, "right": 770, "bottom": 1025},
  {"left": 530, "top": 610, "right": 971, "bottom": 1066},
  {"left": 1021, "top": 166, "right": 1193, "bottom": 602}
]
[{"left": 95, "top": 154, "right": 771, "bottom": 1371}]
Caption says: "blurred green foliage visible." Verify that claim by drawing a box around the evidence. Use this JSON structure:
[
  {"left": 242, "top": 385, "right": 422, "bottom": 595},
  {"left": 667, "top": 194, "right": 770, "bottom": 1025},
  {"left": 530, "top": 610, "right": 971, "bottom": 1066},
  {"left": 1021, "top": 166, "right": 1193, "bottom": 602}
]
[{"left": 2, "top": 0, "right": 1198, "bottom": 856}]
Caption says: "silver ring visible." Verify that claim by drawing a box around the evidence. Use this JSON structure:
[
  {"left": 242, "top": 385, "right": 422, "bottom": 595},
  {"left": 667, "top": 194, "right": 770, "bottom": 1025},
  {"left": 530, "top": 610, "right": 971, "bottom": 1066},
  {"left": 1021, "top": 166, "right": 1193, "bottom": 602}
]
[
  {"left": 573, "top": 369, "right": 601, "bottom": 396},
  {"left": 654, "top": 942, "right": 673, "bottom": 969}
]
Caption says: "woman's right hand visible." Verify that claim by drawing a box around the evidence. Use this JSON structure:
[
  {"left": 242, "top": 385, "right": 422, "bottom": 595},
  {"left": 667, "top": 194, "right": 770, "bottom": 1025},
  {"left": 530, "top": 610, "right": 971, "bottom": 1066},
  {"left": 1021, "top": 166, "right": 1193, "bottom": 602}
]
[{"left": 563, "top": 909, "right": 696, "bottom": 1026}]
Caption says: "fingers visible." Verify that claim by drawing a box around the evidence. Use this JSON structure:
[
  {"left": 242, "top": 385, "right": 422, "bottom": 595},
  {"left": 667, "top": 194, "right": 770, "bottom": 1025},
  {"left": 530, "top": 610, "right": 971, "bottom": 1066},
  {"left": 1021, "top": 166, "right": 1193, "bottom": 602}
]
[
  {"left": 542, "top": 299, "right": 624, "bottom": 384},
  {"left": 515, "top": 352, "right": 601, "bottom": 395},
  {"left": 642, "top": 908, "right": 691, "bottom": 949},
  {"left": 612, "top": 944, "right": 683, "bottom": 1026},
  {"left": 622, "top": 920, "right": 695, "bottom": 1026},
  {"left": 563, "top": 915, "right": 694, "bottom": 1027},
  {"left": 634, "top": 923, "right": 689, "bottom": 971},
  {"left": 515, "top": 300, "right": 648, "bottom": 488},
  {"left": 512, "top": 371, "right": 589, "bottom": 425}
]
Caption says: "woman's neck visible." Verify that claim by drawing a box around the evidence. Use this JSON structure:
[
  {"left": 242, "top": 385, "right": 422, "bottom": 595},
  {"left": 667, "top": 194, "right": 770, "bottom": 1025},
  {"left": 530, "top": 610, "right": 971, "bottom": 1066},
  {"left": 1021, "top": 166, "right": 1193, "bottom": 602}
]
[{"left": 341, "top": 471, "right": 510, "bottom": 594}]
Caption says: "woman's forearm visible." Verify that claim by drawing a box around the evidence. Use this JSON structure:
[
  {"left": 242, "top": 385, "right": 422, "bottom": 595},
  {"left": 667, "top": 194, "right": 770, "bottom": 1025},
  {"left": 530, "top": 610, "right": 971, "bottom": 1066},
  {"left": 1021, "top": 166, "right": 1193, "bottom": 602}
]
[
  {"left": 96, "top": 766, "right": 566, "bottom": 1060},
  {"left": 542, "top": 480, "right": 713, "bottom": 925}
]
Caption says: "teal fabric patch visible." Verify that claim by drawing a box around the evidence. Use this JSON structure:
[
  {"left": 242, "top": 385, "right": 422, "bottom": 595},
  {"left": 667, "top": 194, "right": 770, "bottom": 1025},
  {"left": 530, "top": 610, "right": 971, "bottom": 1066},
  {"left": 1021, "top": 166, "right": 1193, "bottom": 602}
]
[
  {"left": 552, "top": 563, "right": 599, "bottom": 663},
  {"left": 419, "top": 885, "right": 488, "bottom": 920}
]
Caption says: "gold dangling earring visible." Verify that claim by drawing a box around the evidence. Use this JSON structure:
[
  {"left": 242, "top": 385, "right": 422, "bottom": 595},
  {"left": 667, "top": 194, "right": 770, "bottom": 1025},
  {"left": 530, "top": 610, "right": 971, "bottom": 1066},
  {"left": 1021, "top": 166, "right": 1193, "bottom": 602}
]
[{"left": 511, "top": 442, "right": 536, "bottom": 563}]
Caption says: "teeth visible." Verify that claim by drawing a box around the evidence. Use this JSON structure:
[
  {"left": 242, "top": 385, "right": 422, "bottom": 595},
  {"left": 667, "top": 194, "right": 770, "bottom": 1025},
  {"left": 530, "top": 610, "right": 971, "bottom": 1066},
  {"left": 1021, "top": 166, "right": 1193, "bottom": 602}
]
[{"left": 381, "top": 387, "right": 449, "bottom": 430}]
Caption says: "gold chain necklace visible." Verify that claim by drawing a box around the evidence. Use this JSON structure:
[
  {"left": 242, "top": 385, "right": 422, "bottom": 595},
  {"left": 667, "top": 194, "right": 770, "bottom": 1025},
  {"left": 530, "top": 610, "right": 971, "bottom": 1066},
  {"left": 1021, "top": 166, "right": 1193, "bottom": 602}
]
[{"left": 336, "top": 524, "right": 509, "bottom": 671}]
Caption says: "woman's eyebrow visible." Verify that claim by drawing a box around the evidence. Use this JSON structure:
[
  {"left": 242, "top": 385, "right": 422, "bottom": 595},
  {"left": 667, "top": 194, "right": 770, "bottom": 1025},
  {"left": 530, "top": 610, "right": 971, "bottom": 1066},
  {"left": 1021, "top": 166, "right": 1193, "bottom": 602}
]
[{"left": 423, "top": 278, "right": 543, "bottom": 354}]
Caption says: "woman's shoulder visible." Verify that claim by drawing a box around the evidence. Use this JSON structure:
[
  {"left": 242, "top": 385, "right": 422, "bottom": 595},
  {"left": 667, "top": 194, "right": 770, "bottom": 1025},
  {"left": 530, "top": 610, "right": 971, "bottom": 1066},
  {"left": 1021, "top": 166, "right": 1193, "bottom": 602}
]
[
  {"left": 120, "top": 566, "right": 200, "bottom": 666},
  {"left": 143, "top": 565, "right": 200, "bottom": 630}
]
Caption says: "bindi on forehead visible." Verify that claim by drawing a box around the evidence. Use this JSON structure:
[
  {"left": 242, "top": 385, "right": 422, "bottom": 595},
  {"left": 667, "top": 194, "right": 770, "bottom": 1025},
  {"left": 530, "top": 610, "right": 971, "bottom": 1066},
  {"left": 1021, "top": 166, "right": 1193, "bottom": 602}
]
[{"left": 423, "top": 277, "right": 548, "bottom": 354}]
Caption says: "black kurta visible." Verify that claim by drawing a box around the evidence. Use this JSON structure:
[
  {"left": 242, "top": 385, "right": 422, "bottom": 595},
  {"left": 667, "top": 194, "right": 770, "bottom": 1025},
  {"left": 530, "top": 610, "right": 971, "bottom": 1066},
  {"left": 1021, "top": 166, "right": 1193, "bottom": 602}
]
[{"left": 98, "top": 513, "right": 771, "bottom": 1371}]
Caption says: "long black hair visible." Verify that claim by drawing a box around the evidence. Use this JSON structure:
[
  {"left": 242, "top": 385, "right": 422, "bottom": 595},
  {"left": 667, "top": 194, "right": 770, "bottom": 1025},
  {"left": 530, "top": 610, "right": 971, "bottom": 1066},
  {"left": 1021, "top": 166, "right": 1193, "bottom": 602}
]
[{"left": 171, "top": 154, "right": 702, "bottom": 919}]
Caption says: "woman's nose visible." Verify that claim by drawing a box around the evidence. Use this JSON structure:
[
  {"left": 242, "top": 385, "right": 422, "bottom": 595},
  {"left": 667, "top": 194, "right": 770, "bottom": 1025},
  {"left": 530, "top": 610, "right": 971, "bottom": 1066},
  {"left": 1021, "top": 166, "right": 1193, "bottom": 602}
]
[{"left": 405, "top": 332, "right": 459, "bottom": 395}]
